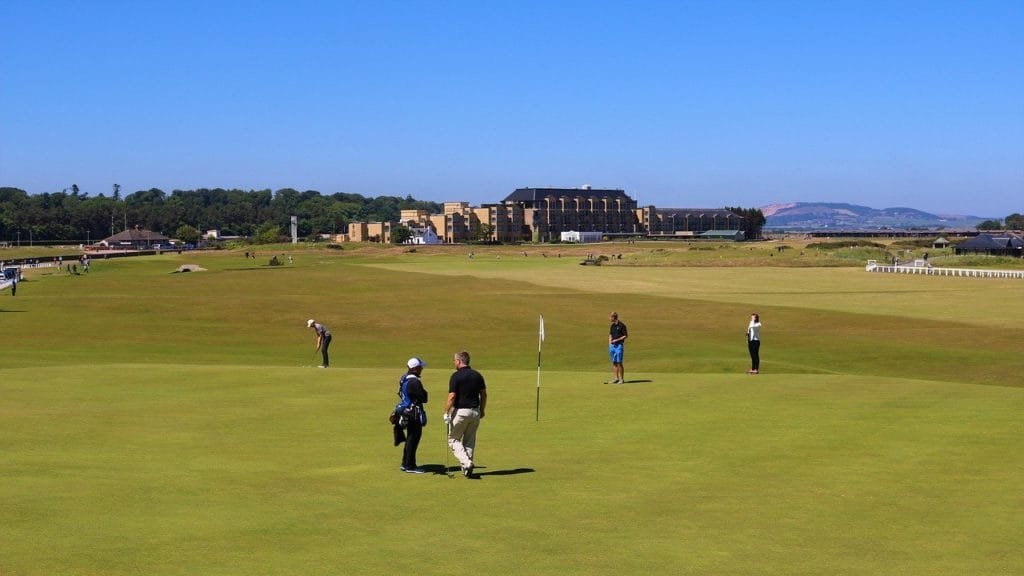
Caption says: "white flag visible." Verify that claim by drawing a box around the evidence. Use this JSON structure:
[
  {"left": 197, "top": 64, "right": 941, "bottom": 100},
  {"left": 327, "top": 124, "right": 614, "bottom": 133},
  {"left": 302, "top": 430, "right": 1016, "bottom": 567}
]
[{"left": 539, "top": 314, "right": 545, "bottom": 342}]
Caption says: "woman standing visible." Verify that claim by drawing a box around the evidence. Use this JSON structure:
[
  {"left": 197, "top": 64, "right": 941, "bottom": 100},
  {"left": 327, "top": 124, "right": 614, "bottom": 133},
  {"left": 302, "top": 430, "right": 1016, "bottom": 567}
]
[{"left": 747, "top": 313, "right": 761, "bottom": 374}]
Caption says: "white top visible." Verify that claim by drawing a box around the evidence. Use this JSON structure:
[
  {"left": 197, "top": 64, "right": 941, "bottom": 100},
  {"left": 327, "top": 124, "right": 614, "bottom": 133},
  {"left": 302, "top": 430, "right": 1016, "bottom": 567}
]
[{"left": 747, "top": 321, "right": 761, "bottom": 341}]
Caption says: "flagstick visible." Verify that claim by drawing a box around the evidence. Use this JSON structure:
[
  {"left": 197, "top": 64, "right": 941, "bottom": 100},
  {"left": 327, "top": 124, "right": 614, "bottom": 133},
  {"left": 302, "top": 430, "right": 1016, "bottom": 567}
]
[
  {"left": 536, "top": 314, "right": 544, "bottom": 422},
  {"left": 536, "top": 346, "right": 542, "bottom": 422}
]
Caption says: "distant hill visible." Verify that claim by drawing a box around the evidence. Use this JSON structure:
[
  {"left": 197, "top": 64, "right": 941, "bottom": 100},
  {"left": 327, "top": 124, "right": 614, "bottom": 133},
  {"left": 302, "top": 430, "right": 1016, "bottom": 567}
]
[{"left": 762, "top": 202, "right": 989, "bottom": 230}]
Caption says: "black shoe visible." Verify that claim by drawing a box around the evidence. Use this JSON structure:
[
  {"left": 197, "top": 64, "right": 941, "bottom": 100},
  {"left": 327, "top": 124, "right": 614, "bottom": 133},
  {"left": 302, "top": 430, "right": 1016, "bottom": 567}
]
[{"left": 463, "top": 464, "right": 474, "bottom": 478}]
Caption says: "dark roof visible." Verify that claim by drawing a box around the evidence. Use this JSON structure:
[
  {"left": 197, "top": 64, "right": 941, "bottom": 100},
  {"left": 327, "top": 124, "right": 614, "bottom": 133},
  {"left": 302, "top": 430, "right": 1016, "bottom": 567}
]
[
  {"left": 957, "top": 233, "right": 1024, "bottom": 251},
  {"left": 102, "top": 227, "right": 169, "bottom": 244},
  {"left": 503, "top": 187, "right": 632, "bottom": 203}
]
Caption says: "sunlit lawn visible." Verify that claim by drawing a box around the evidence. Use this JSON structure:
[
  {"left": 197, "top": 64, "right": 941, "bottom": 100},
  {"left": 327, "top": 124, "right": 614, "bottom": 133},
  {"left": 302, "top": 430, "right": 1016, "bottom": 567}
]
[{"left": 1, "top": 244, "right": 1021, "bottom": 575}]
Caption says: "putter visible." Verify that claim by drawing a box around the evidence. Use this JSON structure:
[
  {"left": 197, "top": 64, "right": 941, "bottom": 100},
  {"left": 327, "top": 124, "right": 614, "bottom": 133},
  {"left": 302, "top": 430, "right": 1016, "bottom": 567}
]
[{"left": 444, "top": 420, "right": 452, "bottom": 477}]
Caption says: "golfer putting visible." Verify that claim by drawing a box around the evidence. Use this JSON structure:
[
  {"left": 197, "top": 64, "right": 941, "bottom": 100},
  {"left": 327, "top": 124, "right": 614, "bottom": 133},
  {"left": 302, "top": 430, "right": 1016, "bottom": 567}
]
[{"left": 306, "top": 318, "right": 332, "bottom": 368}]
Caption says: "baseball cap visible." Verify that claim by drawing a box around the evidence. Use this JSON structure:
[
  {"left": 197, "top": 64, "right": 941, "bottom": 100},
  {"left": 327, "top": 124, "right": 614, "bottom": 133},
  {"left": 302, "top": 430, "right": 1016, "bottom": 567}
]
[
  {"left": 306, "top": 319, "right": 315, "bottom": 327},
  {"left": 407, "top": 357, "right": 426, "bottom": 369}
]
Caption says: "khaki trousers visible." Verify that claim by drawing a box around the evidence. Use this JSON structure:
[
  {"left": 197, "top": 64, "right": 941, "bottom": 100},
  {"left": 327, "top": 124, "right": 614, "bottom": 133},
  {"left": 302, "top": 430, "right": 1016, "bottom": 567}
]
[{"left": 448, "top": 408, "right": 481, "bottom": 468}]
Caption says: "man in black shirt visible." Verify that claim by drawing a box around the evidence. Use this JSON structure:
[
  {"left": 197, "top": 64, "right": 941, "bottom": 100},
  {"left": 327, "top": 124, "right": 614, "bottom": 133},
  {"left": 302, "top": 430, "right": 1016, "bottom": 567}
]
[
  {"left": 608, "top": 312, "right": 628, "bottom": 384},
  {"left": 443, "top": 350, "right": 487, "bottom": 478}
]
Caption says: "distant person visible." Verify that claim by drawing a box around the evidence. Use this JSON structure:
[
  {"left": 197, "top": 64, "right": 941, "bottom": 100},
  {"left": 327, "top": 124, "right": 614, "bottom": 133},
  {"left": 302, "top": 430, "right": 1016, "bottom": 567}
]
[
  {"left": 10, "top": 276, "right": 16, "bottom": 296},
  {"left": 747, "top": 313, "right": 761, "bottom": 374},
  {"left": 444, "top": 350, "right": 487, "bottom": 478},
  {"left": 393, "top": 357, "right": 429, "bottom": 473},
  {"left": 607, "top": 312, "right": 628, "bottom": 384},
  {"left": 307, "top": 319, "right": 332, "bottom": 368}
]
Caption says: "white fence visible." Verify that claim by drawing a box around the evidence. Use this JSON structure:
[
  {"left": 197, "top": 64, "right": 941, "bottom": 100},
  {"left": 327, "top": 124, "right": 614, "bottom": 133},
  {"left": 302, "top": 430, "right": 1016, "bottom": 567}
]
[{"left": 865, "top": 260, "right": 1024, "bottom": 279}]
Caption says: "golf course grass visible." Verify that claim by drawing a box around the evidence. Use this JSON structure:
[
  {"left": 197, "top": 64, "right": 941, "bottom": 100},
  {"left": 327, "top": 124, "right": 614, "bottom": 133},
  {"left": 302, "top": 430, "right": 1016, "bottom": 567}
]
[{"left": 2, "top": 243, "right": 1022, "bottom": 575}]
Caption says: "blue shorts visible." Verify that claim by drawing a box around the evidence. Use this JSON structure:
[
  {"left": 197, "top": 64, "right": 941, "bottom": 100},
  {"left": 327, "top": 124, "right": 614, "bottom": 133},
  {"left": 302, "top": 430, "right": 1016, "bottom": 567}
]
[{"left": 609, "top": 344, "right": 624, "bottom": 364}]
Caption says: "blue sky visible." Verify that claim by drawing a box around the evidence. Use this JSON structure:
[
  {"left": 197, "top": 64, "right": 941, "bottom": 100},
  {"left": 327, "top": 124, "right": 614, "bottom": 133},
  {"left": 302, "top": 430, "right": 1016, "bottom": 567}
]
[{"left": 2, "top": 1, "right": 1021, "bottom": 217}]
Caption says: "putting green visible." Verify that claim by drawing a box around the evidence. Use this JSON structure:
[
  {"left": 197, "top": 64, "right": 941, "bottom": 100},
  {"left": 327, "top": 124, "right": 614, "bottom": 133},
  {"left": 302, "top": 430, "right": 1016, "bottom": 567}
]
[{"left": 1, "top": 248, "right": 1022, "bottom": 574}]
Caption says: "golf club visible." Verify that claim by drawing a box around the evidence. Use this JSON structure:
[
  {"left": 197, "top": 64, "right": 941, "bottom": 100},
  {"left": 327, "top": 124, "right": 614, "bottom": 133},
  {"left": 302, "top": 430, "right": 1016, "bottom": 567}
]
[{"left": 444, "top": 420, "right": 452, "bottom": 477}]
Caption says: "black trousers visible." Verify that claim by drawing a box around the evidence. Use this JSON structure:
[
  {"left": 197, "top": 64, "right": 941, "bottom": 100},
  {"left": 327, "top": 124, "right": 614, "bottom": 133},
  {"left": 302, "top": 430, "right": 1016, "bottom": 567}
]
[
  {"left": 748, "top": 339, "right": 760, "bottom": 370},
  {"left": 320, "top": 334, "right": 332, "bottom": 367},
  {"left": 402, "top": 420, "right": 422, "bottom": 469}
]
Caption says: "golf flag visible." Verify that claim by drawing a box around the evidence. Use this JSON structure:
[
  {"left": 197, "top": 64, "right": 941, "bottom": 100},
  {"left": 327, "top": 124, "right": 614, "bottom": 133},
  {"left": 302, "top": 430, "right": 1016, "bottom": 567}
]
[{"left": 536, "top": 314, "right": 544, "bottom": 422}]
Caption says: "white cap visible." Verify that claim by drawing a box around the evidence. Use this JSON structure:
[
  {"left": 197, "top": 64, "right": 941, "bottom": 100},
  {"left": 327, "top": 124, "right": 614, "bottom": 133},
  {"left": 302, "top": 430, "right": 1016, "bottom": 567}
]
[
  {"left": 407, "top": 357, "right": 425, "bottom": 369},
  {"left": 306, "top": 319, "right": 315, "bottom": 327}
]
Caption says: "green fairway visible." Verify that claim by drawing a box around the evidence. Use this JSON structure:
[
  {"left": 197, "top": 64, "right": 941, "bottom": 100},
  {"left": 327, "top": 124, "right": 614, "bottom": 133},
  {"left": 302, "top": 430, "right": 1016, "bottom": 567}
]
[{"left": 2, "top": 246, "right": 1022, "bottom": 575}]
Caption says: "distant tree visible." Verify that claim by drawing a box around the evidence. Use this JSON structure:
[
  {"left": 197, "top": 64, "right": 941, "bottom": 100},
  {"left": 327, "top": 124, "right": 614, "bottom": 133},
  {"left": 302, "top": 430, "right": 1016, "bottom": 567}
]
[
  {"left": 254, "top": 222, "right": 281, "bottom": 244},
  {"left": 392, "top": 225, "right": 412, "bottom": 244},
  {"left": 1004, "top": 213, "right": 1024, "bottom": 230},
  {"left": 725, "top": 206, "right": 766, "bottom": 239},
  {"left": 71, "top": 184, "right": 80, "bottom": 197},
  {"left": 478, "top": 222, "right": 495, "bottom": 242},
  {"left": 465, "top": 220, "right": 495, "bottom": 243},
  {"left": 175, "top": 224, "right": 199, "bottom": 244},
  {"left": 977, "top": 219, "right": 1003, "bottom": 230},
  {"left": 113, "top": 183, "right": 121, "bottom": 201}
]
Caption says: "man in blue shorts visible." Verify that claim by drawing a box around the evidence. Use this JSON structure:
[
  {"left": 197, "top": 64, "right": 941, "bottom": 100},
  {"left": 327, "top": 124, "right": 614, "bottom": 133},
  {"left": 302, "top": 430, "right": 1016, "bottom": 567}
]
[{"left": 608, "top": 312, "right": 628, "bottom": 384}]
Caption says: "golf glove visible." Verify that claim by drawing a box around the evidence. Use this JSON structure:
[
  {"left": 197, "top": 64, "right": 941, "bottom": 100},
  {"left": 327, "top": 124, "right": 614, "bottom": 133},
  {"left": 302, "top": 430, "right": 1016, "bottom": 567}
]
[{"left": 443, "top": 412, "right": 452, "bottom": 424}]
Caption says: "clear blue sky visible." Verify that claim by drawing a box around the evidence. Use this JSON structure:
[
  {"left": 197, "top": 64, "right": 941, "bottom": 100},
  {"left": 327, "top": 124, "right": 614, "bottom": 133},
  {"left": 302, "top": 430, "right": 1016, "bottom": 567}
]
[{"left": 2, "top": 1, "right": 1021, "bottom": 217}]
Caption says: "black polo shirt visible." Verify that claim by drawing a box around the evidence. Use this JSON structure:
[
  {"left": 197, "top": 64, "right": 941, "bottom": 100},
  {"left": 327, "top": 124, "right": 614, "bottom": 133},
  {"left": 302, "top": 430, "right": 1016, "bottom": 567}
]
[
  {"left": 610, "top": 321, "right": 628, "bottom": 343},
  {"left": 449, "top": 366, "right": 486, "bottom": 409}
]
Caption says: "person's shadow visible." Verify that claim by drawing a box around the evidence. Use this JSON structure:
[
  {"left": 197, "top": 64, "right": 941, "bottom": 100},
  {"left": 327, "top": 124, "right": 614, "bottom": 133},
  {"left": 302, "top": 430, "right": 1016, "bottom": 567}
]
[
  {"left": 427, "top": 465, "right": 535, "bottom": 479},
  {"left": 606, "top": 379, "right": 653, "bottom": 385}
]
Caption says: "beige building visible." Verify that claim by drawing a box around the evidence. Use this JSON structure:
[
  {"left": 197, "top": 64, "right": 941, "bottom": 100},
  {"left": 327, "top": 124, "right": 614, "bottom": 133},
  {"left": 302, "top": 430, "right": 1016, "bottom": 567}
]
[
  {"left": 349, "top": 187, "right": 746, "bottom": 244},
  {"left": 639, "top": 207, "right": 744, "bottom": 237},
  {"left": 505, "top": 187, "right": 639, "bottom": 242},
  {"left": 348, "top": 221, "right": 393, "bottom": 243}
]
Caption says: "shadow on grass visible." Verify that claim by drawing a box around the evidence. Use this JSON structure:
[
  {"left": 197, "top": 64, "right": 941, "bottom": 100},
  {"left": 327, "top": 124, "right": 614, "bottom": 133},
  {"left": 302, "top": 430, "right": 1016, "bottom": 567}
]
[
  {"left": 475, "top": 467, "right": 535, "bottom": 477},
  {"left": 605, "top": 379, "right": 653, "bottom": 385},
  {"left": 426, "top": 464, "right": 535, "bottom": 479}
]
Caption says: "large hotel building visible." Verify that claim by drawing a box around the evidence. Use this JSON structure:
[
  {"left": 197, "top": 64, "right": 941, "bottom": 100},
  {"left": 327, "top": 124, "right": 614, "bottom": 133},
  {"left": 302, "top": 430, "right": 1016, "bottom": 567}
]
[{"left": 348, "top": 186, "right": 747, "bottom": 243}]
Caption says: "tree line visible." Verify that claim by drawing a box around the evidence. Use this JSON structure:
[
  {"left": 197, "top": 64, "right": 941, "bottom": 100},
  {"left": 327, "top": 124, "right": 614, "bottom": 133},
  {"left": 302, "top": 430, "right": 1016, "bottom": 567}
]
[
  {"left": 724, "top": 206, "right": 767, "bottom": 240},
  {"left": 0, "top": 186, "right": 442, "bottom": 244},
  {"left": 977, "top": 214, "right": 1024, "bottom": 231},
  {"left": 0, "top": 185, "right": 769, "bottom": 245}
]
